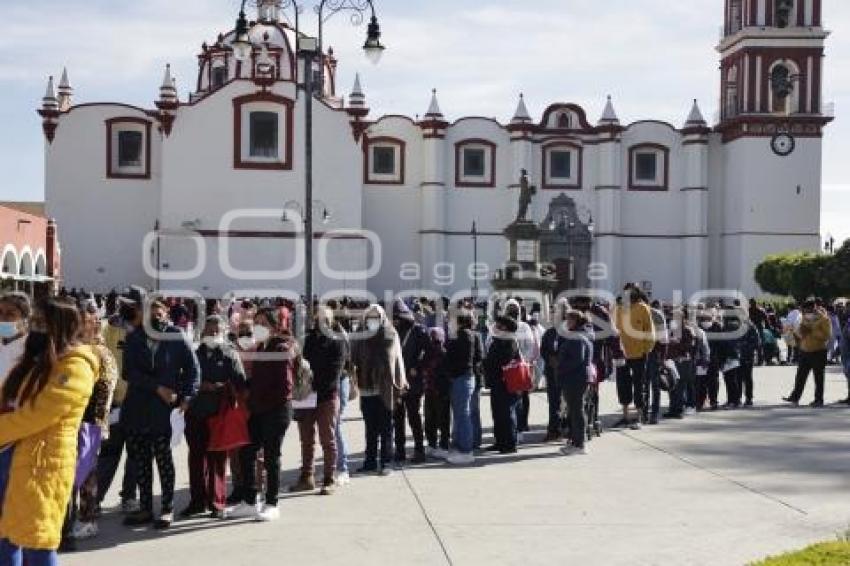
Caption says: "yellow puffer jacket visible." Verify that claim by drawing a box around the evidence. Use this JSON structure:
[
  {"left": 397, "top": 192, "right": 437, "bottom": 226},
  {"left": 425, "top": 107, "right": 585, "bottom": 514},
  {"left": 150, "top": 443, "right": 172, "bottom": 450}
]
[
  {"left": 614, "top": 302, "right": 656, "bottom": 360},
  {"left": 796, "top": 310, "right": 833, "bottom": 353},
  {"left": 0, "top": 345, "right": 98, "bottom": 550}
]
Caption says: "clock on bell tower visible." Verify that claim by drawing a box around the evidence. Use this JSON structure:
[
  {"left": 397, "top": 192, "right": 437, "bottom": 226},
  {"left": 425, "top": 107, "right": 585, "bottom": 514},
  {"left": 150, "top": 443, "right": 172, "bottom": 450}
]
[{"left": 714, "top": 0, "right": 833, "bottom": 296}]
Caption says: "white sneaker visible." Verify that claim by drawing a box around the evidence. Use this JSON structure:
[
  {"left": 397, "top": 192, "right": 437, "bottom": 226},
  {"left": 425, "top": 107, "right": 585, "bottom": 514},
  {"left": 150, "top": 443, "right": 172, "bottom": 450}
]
[
  {"left": 433, "top": 448, "right": 449, "bottom": 460},
  {"left": 447, "top": 452, "right": 475, "bottom": 465},
  {"left": 336, "top": 471, "right": 351, "bottom": 486},
  {"left": 70, "top": 521, "right": 98, "bottom": 540},
  {"left": 228, "top": 502, "right": 259, "bottom": 519},
  {"left": 424, "top": 446, "right": 436, "bottom": 458},
  {"left": 255, "top": 504, "right": 280, "bottom": 522},
  {"left": 574, "top": 446, "right": 588, "bottom": 455}
]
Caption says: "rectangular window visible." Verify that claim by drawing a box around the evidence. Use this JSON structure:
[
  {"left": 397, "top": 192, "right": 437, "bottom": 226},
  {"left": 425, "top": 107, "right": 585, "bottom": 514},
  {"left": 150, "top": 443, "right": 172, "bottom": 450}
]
[
  {"left": 635, "top": 153, "right": 658, "bottom": 181},
  {"left": 118, "top": 131, "right": 143, "bottom": 167},
  {"left": 463, "top": 148, "right": 486, "bottom": 177},
  {"left": 249, "top": 112, "right": 278, "bottom": 158},
  {"left": 211, "top": 66, "right": 227, "bottom": 89},
  {"left": 550, "top": 151, "right": 572, "bottom": 179},
  {"left": 373, "top": 147, "right": 396, "bottom": 175}
]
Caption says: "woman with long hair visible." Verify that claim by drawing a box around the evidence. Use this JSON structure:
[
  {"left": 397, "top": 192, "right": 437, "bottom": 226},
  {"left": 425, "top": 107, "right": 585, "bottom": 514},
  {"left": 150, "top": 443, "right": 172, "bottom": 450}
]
[{"left": 0, "top": 297, "right": 99, "bottom": 566}]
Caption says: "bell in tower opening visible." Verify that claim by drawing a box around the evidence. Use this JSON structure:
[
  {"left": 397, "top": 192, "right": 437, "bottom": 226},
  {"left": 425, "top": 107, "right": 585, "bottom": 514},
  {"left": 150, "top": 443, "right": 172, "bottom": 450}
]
[{"left": 256, "top": 0, "right": 282, "bottom": 23}]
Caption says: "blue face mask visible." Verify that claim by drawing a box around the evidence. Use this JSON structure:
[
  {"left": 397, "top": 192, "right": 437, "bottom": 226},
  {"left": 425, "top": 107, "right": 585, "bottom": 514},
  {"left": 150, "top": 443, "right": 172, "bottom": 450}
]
[{"left": 0, "top": 321, "right": 19, "bottom": 339}]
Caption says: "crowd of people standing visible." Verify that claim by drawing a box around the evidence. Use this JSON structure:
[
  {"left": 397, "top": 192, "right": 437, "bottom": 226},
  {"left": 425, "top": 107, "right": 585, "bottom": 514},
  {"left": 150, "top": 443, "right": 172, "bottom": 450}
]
[{"left": 0, "top": 283, "right": 848, "bottom": 564}]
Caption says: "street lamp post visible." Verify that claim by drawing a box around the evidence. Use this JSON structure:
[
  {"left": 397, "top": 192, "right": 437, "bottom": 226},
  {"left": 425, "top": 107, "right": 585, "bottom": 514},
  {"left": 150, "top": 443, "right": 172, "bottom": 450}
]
[{"left": 232, "top": 0, "right": 386, "bottom": 321}]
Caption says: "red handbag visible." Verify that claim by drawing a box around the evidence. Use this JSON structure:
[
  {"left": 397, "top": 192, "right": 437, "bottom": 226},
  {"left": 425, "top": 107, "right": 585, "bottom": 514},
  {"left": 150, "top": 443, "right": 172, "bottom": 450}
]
[
  {"left": 207, "top": 392, "right": 250, "bottom": 453},
  {"left": 502, "top": 358, "right": 533, "bottom": 395}
]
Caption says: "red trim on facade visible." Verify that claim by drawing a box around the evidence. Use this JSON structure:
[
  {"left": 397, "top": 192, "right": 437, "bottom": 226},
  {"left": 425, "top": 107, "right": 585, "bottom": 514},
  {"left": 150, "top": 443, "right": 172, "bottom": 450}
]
[
  {"left": 798, "top": 0, "right": 806, "bottom": 26},
  {"left": 748, "top": 52, "right": 757, "bottom": 111},
  {"left": 454, "top": 139, "right": 497, "bottom": 188},
  {"left": 105, "top": 117, "right": 152, "bottom": 180},
  {"left": 541, "top": 140, "right": 583, "bottom": 190},
  {"left": 66, "top": 102, "right": 156, "bottom": 117},
  {"left": 628, "top": 143, "right": 669, "bottom": 192},
  {"left": 232, "top": 92, "right": 294, "bottom": 171},
  {"left": 765, "top": 0, "right": 774, "bottom": 26},
  {"left": 363, "top": 135, "right": 406, "bottom": 186}
]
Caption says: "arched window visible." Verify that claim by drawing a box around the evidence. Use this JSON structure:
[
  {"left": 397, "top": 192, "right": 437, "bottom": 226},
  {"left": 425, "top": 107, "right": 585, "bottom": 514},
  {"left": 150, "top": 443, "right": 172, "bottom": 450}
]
[{"left": 769, "top": 60, "right": 799, "bottom": 114}]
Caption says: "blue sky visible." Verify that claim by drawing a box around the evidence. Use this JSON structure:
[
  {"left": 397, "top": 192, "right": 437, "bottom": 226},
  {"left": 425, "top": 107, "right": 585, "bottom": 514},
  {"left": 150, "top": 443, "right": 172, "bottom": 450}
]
[{"left": 1, "top": 0, "right": 848, "bottom": 241}]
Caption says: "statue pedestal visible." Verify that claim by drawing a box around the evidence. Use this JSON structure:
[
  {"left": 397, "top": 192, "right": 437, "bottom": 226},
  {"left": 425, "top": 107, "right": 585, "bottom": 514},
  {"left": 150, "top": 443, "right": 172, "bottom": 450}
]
[{"left": 491, "top": 220, "right": 557, "bottom": 295}]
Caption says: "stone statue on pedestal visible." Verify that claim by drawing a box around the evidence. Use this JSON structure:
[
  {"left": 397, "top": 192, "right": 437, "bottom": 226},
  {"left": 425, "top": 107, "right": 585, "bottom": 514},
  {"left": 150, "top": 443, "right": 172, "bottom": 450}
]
[{"left": 516, "top": 169, "right": 537, "bottom": 223}]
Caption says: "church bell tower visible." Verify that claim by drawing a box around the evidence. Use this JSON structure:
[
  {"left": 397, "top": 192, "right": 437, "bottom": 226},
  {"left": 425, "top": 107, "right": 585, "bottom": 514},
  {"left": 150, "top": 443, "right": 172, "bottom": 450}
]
[{"left": 715, "top": 0, "right": 832, "bottom": 296}]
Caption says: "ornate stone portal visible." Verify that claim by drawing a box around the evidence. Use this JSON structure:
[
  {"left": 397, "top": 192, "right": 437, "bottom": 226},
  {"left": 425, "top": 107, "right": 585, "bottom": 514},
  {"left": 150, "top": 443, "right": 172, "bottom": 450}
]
[
  {"left": 492, "top": 171, "right": 593, "bottom": 300},
  {"left": 539, "top": 193, "right": 593, "bottom": 296}
]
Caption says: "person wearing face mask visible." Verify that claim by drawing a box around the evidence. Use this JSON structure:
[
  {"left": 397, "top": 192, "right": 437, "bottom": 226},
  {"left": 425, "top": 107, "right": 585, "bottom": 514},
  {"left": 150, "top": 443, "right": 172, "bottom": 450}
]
[
  {"left": 0, "top": 297, "right": 98, "bottom": 566},
  {"left": 350, "top": 305, "right": 408, "bottom": 476},
  {"left": 0, "top": 293, "right": 30, "bottom": 388},
  {"left": 229, "top": 308, "right": 295, "bottom": 522},
  {"left": 63, "top": 301, "right": 118, "bottom": 543},
  {"left": 783, "top": 299, "right": 833, "bottom": 407},
  {"left": 390, "top": 299, "right": 430, "bottom": 465},
  {"left": 96, "top": 294, "right": 141, "bottom": 516},
  {"left": 483, "top": 314, "right": 521, "bottom": 454},
  {"left": 121, "top": 300, "right": 200, "bottom": 530},
  {"left": 697, "top": 311, "right": 723, "bottom": 411},
  {"left": 182, "top": 316, "right": 246, "bottom": 520},
  {"left": 443, "top": 310, "right": 482, "bottom": 465},
  {"left": 558, "top": 310, "right": 594, "bottom": 455},
  {"left": 290, "top": 306, "right": 344, "bottom": 495},
  {"left": 226, "top": 319, "right": 256, "bottom": 504}
]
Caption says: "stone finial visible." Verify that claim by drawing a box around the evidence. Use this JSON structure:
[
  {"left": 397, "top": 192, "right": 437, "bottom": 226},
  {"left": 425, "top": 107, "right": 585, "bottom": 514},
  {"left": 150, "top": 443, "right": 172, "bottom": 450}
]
[{"left": 598, "top": 95, "right": 620, "bottom": 125}]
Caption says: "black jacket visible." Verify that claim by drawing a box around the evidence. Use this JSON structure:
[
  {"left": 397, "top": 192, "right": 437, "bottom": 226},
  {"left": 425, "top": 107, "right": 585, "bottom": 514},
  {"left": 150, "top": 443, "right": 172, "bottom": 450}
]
[
  {"left": 303, "top": 329, "right": 346, "bottom": 403},
  {"left": 444, "top": 329, "right": 482, "bottom": 379},
  {"left": 483, "top": 337, "right": 519, "bottom": 390},
  {"left": 397, "top": 320, "right": 430, "bottom": 394}
]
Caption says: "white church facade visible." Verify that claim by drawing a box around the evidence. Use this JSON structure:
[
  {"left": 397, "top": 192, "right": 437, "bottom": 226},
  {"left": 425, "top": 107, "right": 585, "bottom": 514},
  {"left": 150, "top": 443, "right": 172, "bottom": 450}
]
[{"left": 39, "top": 0, "right": 832, "bottom": 302}]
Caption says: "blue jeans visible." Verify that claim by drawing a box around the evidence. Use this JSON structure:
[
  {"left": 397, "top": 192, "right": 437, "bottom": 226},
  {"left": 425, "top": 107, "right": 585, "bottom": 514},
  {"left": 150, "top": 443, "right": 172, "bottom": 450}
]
[
  {"left": 336, "top": 376, "right": 350, "bottom": 473},
  {"left": 647, "top": 353, "right": 662, "bottom": 418},
  {"left": 451, "top": 374, "right": 475, "bottom": 454},
  {"left": 471, "top": 384, "right": 482, "bottom": 450},
  {"left": 0, "top": 539, "right": 58, "bottom": 566}
]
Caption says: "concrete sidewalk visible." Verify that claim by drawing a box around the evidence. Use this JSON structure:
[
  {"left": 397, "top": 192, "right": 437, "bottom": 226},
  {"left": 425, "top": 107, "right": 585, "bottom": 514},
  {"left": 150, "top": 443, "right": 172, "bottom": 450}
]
[{"left": 65, "top": 364, "right": 850, "bottom": 566}]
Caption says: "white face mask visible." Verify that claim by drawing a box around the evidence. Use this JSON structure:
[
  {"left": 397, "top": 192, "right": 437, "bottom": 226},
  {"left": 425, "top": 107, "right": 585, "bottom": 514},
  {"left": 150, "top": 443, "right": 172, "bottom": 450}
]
[
  {"left": 253, "top": 325, "right": 271, "bottom": 343},
  {"left": 804, "top": 313, "right": 817, "bottom": 322},
  {"left": 700, "top": 321, "right": 713, "bottom": 329},
  {"left": 202, "top": 335, "right": 224, "bottom": 349},
  {"left": 237, "top": 336, "right": 255, "bottom": 350},
  {"left": 0, "top": 321, "right": 19, "bottom": 339},
  {"left": 366, "top": 319, "right": 381, "bottom": 332}
]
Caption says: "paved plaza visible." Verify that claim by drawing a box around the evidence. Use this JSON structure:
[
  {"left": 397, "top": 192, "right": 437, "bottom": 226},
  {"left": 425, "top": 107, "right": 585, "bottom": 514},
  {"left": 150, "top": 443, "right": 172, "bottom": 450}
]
[{"left": 67, "top": 364, "right": 850, "bottom": 566}]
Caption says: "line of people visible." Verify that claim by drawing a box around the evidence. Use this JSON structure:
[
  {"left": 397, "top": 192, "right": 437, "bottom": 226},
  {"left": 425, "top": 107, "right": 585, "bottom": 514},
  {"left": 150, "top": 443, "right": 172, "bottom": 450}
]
[{"left": 0, "top": 284, "right": 848, "bottom": 564}]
